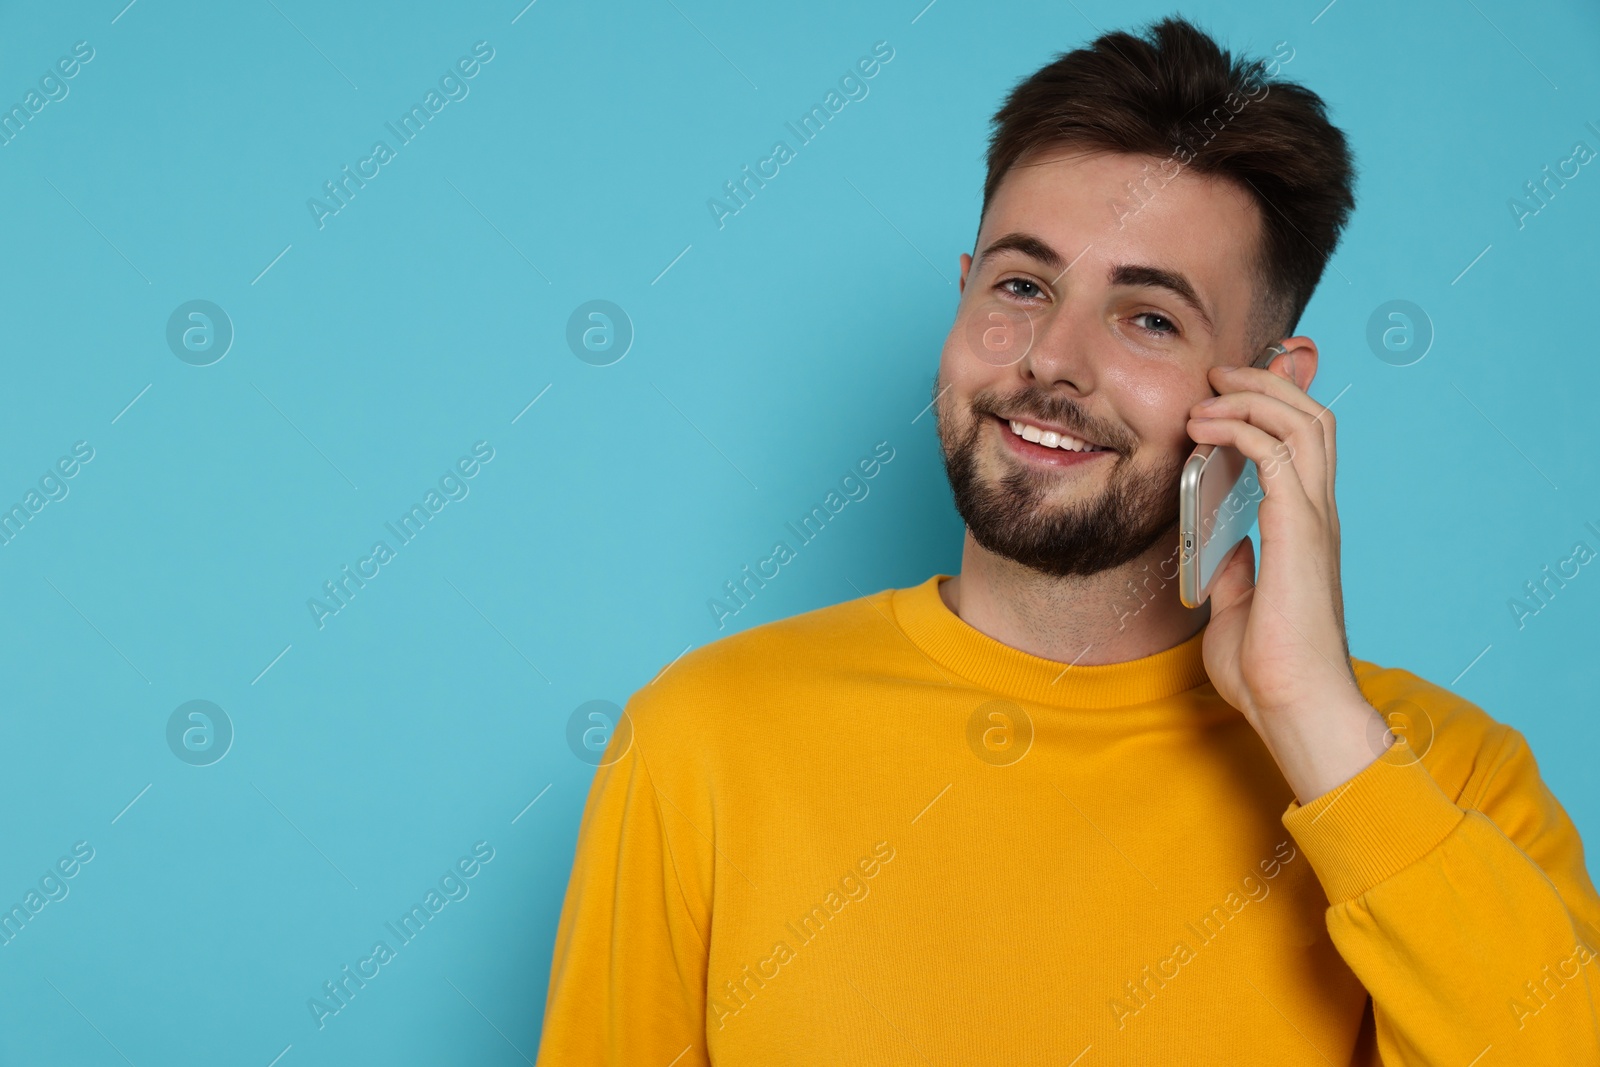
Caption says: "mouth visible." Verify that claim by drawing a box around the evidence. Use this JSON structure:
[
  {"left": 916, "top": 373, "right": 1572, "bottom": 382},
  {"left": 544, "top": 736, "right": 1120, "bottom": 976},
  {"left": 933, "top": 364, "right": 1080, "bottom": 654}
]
[{"left": 990, "top": 414, "right": 1113, "bottom": 467}]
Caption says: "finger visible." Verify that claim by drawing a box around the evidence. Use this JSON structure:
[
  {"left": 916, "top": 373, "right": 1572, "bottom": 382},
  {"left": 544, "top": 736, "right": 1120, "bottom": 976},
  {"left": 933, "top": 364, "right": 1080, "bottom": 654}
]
[
  {"left": 1190, "top": 390, "right": 1328, "bottom": 504},
  {"left": 1186, "top": 415, "right": 1316, "bottom": 516},
  {"left": 1210, "top": 365, "right": 1339, "bottom": 506},
  {"left": 1208, "top": 531, "right": 1258, "bottom": 617}
]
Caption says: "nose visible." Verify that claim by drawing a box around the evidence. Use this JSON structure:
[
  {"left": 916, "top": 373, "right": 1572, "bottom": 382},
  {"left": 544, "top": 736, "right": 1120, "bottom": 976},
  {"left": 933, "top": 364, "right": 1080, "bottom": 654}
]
[{"left": 1017, "top": 300, "right": 1097, "bottom": 397}]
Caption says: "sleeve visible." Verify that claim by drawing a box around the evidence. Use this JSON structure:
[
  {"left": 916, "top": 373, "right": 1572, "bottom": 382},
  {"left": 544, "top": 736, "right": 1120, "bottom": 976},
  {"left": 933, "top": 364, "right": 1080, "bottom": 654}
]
[
  {"left": 1281, "top": 727, "right": 1600, "bottom": 1065},
  {"left": 534, "top": 720, "right": 712, "bottom": 1066}
]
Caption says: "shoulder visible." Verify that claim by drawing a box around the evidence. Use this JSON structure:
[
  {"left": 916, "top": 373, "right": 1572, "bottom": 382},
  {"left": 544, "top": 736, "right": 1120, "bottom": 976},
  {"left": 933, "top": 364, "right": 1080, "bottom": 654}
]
[
  {"left": 1350, "top": 656, "right": 1520, "bottom": 803},
  {"left": 620, "top": 586, "right": 897, "bottom": 747}
]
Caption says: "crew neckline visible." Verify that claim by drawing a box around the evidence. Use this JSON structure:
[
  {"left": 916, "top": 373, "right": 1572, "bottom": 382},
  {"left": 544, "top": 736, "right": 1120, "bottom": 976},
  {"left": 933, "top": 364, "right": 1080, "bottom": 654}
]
[{"left": 889, "top": 573, "right": 1215, "bottom": 709}]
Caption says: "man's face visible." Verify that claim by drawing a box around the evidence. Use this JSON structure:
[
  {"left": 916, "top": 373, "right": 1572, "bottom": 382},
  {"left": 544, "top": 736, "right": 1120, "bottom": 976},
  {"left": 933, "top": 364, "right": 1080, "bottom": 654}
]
[{"left": 934, "top": 147, "right": 1269, "bottom": 579}]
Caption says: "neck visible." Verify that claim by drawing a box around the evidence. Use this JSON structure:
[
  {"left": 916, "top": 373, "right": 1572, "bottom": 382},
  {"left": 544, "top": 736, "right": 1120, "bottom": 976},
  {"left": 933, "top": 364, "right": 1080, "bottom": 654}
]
[{"left": 940, "top": 527, "right": 1211, "bottom": 666}]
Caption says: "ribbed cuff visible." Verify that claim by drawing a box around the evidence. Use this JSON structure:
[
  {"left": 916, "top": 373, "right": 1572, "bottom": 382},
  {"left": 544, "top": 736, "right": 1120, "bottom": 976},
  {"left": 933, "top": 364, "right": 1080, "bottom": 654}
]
[{"left": 1281, "top": 737, "right": 1465, "bottom": 906}]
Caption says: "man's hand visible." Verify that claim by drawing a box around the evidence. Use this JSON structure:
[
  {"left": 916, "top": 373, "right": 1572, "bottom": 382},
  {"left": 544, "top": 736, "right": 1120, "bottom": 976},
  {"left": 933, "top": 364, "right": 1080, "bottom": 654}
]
[{"left": 1186, "top": 349, "right": 1393, "bottom": 805}]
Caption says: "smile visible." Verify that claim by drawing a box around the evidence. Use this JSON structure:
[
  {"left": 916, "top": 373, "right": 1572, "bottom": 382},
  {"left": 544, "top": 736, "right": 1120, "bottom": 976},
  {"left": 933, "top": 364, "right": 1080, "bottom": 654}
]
[
  {"left": 998, "top": 416, "right": 1109, "bottom": 452},
  {"left": 992, "top": 415, "right": 1113, "bottom": 466}
]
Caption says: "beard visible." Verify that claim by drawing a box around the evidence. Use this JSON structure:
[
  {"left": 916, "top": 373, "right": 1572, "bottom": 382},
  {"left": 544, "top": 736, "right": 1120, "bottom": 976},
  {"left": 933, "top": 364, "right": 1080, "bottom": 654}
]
[{"left": 935, "top": 379, "right": 1186, "bottom": 579}]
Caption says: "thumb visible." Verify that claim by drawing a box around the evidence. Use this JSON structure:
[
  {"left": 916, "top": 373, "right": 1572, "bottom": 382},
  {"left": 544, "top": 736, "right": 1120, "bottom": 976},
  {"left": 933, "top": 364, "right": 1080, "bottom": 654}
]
[{"left": 1208, "top": 534, "right": 1257, "bottom": 612}]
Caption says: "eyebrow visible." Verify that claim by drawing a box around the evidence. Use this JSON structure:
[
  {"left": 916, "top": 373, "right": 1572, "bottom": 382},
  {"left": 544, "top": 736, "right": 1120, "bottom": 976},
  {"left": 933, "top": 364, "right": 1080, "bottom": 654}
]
[{"left": 975, "top": 231, "right": 1216, "bottom": 336}]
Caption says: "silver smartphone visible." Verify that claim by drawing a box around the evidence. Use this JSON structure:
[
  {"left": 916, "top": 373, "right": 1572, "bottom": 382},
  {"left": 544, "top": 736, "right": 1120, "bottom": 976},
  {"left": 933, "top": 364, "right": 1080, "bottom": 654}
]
[{"left": 1178, "top": 342, "right": 1287, "bottom": 609}]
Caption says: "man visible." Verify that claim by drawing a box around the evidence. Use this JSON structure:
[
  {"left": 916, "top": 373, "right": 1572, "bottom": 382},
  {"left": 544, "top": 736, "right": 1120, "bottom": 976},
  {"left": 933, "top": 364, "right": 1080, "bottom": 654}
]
[{"left": 536, "top": 16, "right": 1600, "bottom": 1065}]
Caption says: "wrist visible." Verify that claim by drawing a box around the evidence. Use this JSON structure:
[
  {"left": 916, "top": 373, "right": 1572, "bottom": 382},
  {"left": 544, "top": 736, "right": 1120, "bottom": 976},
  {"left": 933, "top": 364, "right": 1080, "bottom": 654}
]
[{"left": 1254, "top": 690, "right": 1389, "bottom": 805}]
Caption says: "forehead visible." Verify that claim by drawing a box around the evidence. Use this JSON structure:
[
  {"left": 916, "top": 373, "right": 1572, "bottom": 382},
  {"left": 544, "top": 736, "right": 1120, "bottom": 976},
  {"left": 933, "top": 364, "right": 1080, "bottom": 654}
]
[{"left": 977, "top": 147, "right": 1265, "bottom": 320}]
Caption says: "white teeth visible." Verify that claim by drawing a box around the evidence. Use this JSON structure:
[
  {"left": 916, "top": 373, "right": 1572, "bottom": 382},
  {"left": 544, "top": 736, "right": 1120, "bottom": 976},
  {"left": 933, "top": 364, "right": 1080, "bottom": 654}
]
[{"left": 1006, "top": 418, "right": 1105, "bottom": 453}]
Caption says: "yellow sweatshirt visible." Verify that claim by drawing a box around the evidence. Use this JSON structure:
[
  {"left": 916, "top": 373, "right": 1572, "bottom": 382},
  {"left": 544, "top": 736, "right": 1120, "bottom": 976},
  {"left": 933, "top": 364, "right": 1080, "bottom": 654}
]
[{"left": 535, "top": 574, "right": 1600, "bottom": 1065}]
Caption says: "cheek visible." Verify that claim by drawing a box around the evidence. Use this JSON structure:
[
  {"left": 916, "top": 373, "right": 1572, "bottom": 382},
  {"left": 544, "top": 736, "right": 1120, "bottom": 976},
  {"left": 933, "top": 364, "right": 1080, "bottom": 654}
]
[
  {"left": 938, "top": 315, "right": 998, "bottom": 399},
  {"left": 1102, "top": 362, "right": 1197, "bottom": 448}
]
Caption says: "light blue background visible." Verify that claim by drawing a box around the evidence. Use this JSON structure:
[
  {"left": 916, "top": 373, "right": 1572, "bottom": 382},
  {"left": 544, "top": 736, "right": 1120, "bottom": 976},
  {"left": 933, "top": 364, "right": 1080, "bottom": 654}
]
[{"left": 0, "top": 0, "right": 1595, "bottom": 1062}]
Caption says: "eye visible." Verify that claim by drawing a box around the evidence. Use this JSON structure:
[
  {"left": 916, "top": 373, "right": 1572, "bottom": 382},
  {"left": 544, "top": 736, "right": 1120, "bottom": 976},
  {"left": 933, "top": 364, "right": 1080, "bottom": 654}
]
[
  {"left": 995, "top": 276, "right": 1046, "bottom": 303},
  {"left": 1129, "top": 311, "right": 1179, "bottom": 337}
]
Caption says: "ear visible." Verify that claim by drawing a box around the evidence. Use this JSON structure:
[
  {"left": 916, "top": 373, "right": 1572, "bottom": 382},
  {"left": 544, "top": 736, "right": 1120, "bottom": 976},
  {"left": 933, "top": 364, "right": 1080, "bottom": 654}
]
[
  {"left": 1268, "top": 335, "right": 1318, "bottom": 393},
  {"left": 958, "top": 252, "right": 972, "bottom": 297}
]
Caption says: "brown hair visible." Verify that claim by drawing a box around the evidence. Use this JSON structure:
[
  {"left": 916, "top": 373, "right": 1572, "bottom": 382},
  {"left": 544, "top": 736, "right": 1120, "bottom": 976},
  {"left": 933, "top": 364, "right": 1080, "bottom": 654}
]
[{"left": 980, "top": 16, "right": 1356, "bottom": 346}]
